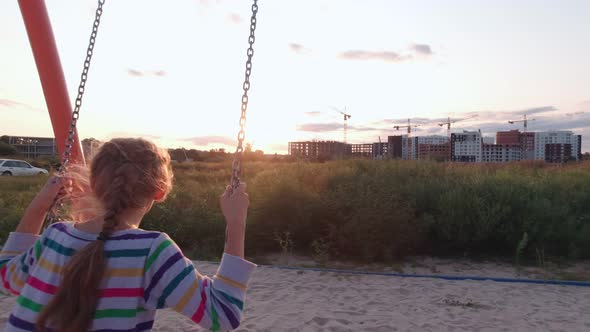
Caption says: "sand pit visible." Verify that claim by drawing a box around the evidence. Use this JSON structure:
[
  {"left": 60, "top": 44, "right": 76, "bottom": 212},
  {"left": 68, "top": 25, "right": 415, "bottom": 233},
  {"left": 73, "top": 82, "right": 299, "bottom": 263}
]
[{"left": 1, "top": 260, "right": 588, "bottom": 331}]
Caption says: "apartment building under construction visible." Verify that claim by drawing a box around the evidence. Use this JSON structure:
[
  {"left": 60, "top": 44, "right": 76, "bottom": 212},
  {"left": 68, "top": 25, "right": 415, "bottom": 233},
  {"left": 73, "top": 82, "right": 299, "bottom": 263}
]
[
  {"left": 288, "top": 141, "right": 350, "bottom": 159},
  {"left": 288, "top": 130, "right": 583, "bottom": 163}
]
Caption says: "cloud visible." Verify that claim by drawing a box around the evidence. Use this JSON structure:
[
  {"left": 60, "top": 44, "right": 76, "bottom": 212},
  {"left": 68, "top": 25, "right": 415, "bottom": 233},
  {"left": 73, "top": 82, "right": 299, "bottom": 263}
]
[
  {"left": 198, "top": 0, "right": 226, "bottom": 9},
  {"left": 452, "top": 106, "right": 557, "bottom": 124},
  {"left": 351, "top": 125, "right": 382, "bottom": 132},
  {"left": 127, "top": 69, "right": 144, "bottom": 77},
  {"left": 385, "top": 116, "right": 475, "bottom": 126},
  {"left": 0, "top": 98, "right": 38, "bottom": 112},
  {"left": 127, "top": 69, "right": 167, "bottom": 77},
  {"left": 297, "top": 123, "right": 342, "bottom": 132},
  {"left": 304, "top": 111, "right": 321, "bottom": 116},
  {"left": 107, "top": 132, "right": 162, "bottom": 140},
  {"left": 228, "top": 13, "right": 242, "bottom": 24},
  {"left": 297, "top": 122, "right": 383, "bottom": 133},
  {"left": 514, "top": 106, "right": 557, "bottom": 116},
  {"left": 289, "top": 43, "right": 311, "bottom": 55},
  {"left": 0, "top": 99, "right": 22, "bottom": 108},
  {"left": 339, "top": 43, "right": 434, "bottom": 63},
  {"left": 527, "top": 114, "right": 590, "bottom": 131},
  {"left": 182, "top": 135, "right": 235, "bottom": 146},
  {"left": 339, "top": 50, "right": 408, "bottom": 63},
  {"left": 410, "top": 43, "right": 433, "bottom": 56}
]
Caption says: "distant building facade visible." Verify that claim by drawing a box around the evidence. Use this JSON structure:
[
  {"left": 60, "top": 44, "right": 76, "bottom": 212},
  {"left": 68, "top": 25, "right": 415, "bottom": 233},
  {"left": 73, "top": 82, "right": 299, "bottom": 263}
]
[
  {"left": 497, "top": 130, "right": 535, "bottom": 160},
  {"left": 534, "top": 131, "right": 580, "bottom": 162},
  {"left": 419, "top": 135, "right": 448, "bottom": 145},
  {"left": 482, "top": 144, "right": 521, "bottom": 162},
  {"left": 401, "top": 136, "right": 418, "bottom": 160},
  {"left": 497, "top": 130, "right": 520, "bottom": 145},
  {"left": 451, "top": 131, "right": 482, "bottom": 162},
  {"left": 372, "top": 142, "right": 388, "bottom": 159},
  {"left": 351, "top": 143, "right": 373, "bottom": 158},
  {"left": 577, "top": 135, "right": 583, "bottom": 161},
  {"left": 388, "top": 135, "right": 403, "bottom": 159},
  {"left": 6, "top": 136, "right": 57, "bottom": 159},
  {"left": 520, "top": 132, "right": 536, "bottom": 160},
  {"left": 416, "top": 136, "right": 449, "bottom": 161},
  {"left": 393, "top": 135, "right": 449, "bottom": 160},
  {"left": 348, "top": 142, "right": 390, "bottom": 159},
  {"left": 544, "top": 143, "right": 573, "bottom": 163},
  {"left": 288, "top": 130, "right": 583, "bottom": 163},
  {"left": 419, "top": 143, "right": 450, "bottom": 161},
  {"left": 288, "top": 141, "right": 350, "bottom": 159}
]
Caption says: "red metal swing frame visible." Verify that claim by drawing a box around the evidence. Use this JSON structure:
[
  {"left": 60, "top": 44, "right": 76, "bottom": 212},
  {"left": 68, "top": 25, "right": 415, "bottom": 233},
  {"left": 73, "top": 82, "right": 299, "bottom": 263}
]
[{"left": 18, "top": 0, "right": 85, "bottom": 166}]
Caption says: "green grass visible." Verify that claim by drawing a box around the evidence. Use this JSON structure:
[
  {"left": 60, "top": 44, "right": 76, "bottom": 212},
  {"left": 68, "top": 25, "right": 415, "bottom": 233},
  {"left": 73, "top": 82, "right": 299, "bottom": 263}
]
[
  {"left": 0, "top": 176, "right": 46, "bottom": 243},
  {"left": 2, "top": 160, "right": 590, "bottom": 263},
  {"left": 555, "top": 271, "right": 590, "bottom": 282}
]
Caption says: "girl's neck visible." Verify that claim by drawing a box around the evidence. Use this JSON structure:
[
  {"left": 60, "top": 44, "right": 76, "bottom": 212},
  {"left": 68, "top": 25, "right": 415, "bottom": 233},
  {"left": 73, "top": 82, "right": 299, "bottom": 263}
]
[{"left": 74, "top": 208, "right": 146, "bottom": 234}]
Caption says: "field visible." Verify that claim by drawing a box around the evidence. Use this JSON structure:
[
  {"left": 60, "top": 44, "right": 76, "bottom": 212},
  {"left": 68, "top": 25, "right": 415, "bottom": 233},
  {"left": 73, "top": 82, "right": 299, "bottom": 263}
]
[{"left": 1, "top": 160, "right": 590, "bottom": 267}]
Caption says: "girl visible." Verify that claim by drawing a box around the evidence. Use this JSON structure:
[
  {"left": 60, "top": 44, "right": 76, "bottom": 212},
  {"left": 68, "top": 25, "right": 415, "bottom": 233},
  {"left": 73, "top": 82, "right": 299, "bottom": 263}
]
[{"left": 0, "top": 138, "right": 255, "bottom": 332}]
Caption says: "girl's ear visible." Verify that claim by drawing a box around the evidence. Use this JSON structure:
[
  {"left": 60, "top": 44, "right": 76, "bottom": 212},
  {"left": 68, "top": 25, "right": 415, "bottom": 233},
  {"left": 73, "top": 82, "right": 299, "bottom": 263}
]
[{"left": 154, "top": 189, "right": 166, "bottom": 201}]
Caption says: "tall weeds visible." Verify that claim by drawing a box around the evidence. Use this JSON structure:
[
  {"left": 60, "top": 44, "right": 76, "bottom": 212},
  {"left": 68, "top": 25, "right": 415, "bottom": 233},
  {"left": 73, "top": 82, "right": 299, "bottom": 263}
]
[{"left": 1, "top": 160, "right": 589, "bottom": 262}]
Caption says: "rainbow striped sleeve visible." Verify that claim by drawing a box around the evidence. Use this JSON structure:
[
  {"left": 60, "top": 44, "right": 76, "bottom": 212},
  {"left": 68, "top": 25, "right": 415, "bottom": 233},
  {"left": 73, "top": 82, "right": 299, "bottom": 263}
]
[
  {"left": 0, "top": 232, "right": 42, "bottom": 296},
  {"left": 143, "top": 234, "right": 256, "bottom": 331}
]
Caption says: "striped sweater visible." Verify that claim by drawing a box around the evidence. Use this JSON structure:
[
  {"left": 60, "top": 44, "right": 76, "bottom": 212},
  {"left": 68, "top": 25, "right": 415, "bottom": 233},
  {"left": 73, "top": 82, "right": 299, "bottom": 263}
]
[{"left": 0, "top": 222, "right": 256, "bottom": 331}]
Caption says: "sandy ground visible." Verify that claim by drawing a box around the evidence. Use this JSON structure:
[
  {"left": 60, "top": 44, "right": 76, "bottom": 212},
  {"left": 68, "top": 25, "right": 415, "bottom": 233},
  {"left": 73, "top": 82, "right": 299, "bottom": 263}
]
[{"left": 1, "top": 259, "right": 589, "bottom": 331}]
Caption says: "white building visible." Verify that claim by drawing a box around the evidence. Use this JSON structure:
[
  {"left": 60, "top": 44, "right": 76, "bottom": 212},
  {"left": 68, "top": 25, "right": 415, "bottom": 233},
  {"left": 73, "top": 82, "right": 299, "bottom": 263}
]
[
  {"left": 534, "top": 131, "right": 580, "bottom": 161},
  {"left": 401, "top": 136, "right": 418, "bottom": 160},
  {"left": 482, "top": 144, "right": 521, "bottom": 163},
  {"left": 451, "top": 131, "right": 482, "bottom": 162}
]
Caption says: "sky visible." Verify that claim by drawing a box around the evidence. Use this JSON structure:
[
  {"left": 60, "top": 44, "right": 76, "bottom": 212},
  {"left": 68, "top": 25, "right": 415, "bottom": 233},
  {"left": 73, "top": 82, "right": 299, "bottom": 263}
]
[{"left": 1, "top": 0, "right": 589, "bottom": 153}]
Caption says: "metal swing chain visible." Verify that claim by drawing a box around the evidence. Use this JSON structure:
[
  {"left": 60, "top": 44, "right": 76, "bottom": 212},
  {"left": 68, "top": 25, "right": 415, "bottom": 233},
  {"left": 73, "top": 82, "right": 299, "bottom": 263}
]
[
  {"left": 230, "top": 0, "right": 259, "bottom": 191},
  {"left": 45, "top": 0, "right": 106, "bottom": 225}
]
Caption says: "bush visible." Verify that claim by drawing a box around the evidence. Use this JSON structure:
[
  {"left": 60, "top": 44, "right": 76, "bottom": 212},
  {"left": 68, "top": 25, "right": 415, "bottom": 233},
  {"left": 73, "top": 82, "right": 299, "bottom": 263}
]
[
  {"left": 1, "top": 160, "right": 589, "bottom": 262},
  {"left": 0, "top": 142, "right": 17, "bottom": 156}
]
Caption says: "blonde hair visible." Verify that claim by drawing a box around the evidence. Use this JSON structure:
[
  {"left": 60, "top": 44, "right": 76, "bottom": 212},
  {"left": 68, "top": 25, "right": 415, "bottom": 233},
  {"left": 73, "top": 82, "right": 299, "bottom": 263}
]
[{"left": 37, "top": 137, "right": 173, "bottom": 332}]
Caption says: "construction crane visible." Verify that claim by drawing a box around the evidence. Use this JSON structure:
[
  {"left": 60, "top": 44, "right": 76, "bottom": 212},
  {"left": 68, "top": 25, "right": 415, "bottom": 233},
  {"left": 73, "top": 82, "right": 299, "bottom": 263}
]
[
  {"left": 393, "top": 119, "right": 422, "bottom": 160},
  {"left": 438, "top": 115, "right": 478, "bottom": 138},
  {"left": 508, "top": 114, "right": 536, "bottom": 159},
  {"left": 508, "top": 114, "right": 536, "bottom": 132},
  {"left": 331, "top": 106, "right": 352, "bottom": 144}
]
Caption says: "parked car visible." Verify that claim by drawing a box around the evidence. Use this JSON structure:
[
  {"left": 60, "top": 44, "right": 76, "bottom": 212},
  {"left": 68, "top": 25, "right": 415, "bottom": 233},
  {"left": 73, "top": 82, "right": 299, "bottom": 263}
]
[{"left": 0, "top": 159, "right": 48, "bottom": 176}]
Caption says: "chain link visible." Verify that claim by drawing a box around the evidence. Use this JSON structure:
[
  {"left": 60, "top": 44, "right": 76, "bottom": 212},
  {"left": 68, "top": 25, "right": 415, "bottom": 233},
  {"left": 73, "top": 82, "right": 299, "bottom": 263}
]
[
  {"left": 45, "top": 0, "right": 106, "bottom": 225},
  {"left": 231, "top": 0, "right": 259, "bottom": 190}
]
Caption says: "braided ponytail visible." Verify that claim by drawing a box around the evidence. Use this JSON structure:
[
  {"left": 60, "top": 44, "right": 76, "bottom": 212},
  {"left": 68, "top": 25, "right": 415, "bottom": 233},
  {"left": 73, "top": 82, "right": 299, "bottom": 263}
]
[{"left": 36, "top": 138, "right": 173, "bottom": 331}]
